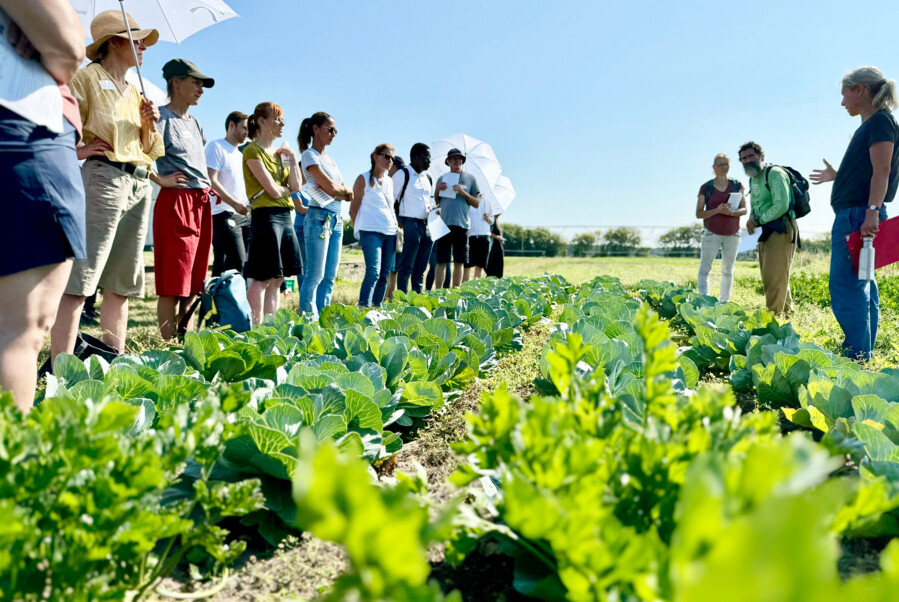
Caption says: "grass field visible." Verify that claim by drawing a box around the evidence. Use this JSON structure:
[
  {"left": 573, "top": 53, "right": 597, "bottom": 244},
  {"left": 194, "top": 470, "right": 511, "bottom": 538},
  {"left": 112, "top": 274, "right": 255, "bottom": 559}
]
[{"left": 64, "top": 250, "right": 899, "bottom": 370}]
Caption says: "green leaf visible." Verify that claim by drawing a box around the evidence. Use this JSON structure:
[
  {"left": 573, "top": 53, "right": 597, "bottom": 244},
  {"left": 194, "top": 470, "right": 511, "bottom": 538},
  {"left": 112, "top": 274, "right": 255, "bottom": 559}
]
[
  {"left": 380, "top": 337, "right": 410, "bottom": 386},
  {"left": 853, "top": 422, "right": 899, "bottom": 462},
  {"left": 52, "top": 353, "right": 89, "bottom": 386},
  {"left": 402, "top": 381, "right": 443, "bottom": 409},
  {"left": 313, "top": 414, "right": 348, "bottom": 441},
  {"left": 852, "top": 395, "right": 892, "bottom": 428}
]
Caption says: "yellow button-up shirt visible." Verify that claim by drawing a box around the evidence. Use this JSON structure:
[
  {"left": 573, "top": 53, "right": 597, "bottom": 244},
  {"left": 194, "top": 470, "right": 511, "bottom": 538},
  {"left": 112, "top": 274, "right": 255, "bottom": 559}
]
[{"left": 70, "top": 63, "right": 164, "bottom": 168}]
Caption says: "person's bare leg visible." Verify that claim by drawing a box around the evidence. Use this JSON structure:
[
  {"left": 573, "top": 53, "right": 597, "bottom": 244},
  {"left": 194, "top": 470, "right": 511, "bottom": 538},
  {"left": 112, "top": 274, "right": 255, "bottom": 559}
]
[
  {"left": 434, "top": 264, "right": 447, "bottom": 290},
  {"left": 176, "top": 296, "right": 197, "bottom": 334},
  {"left": 247, "top": 279, "right": 267, "bottom": 325},
  {"left": 264, "top": 278, "right": 284, "bottom": 319},
  {"left": 157, "top": 295, "right": 179, "bottom": 341},
  {"left": 0, "top": 262, "right": 72, "bottom": 413},
  {"left": 99, "top": 291, "right": 129, "bottom": 353},
  {"left": 386, "top": 271, "right": 397, "bottom": 300},
  {"left": 452, "top": 262, "right": 465, "bottom": 288},
  {"left": 474, "top": 266, "right": 483, "bottom": 279},
  {"left": 51, "top": 291, "right": 86, "bottom": 362},
  {"left": 463, "top": 267, "right": 472, "bottom": 283}
]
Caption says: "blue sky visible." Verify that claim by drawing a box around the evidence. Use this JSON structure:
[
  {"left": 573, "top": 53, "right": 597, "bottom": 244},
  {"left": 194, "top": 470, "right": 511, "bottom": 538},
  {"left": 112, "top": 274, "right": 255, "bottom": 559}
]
[{"left": 121, "top": 0, "right": 899, "bottom": 241}]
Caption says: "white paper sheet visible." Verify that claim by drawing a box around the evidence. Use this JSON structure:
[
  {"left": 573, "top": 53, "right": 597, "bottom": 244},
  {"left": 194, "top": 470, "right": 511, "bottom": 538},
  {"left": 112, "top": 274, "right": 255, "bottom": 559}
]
[
  {"left": 738, "top": 229, "right": 762, "bottom": 253},
  {"left": 427, "top": 211, "right": 450, "bottom": 240},
  {"left": 438, "top": 172, "right": 461, "bottom": 198},
  {"left": 0, "top": 11, "right": 63, "bottom": 133},
  {"left": 728, "top": 192, "right": 742, "bottom": 212}
]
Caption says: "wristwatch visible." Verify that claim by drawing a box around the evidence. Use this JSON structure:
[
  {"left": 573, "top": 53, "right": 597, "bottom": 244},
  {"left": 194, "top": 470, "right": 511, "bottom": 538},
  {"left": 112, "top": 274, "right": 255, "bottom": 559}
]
[{"left": 868, "top": 204, "right": 880, "bottom": 211}]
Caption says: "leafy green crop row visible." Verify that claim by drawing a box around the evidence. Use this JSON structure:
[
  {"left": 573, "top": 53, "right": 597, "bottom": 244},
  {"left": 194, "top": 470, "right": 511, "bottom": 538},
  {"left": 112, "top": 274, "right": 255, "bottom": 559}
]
[
  {"left": 640, "top": 280, "right": 899, "bottom": 538},
  {"left": 439, "top": 277, "right": 899, "bottom": 600},
  {"left": 3, "top": 276, "right": 569, "bottom": 600}
]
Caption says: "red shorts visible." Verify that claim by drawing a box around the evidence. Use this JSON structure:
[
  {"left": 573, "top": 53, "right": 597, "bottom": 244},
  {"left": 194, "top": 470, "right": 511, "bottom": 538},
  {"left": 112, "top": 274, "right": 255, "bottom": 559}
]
[{"left": 153, "top": 188, "right": 212, "bottom": 297}]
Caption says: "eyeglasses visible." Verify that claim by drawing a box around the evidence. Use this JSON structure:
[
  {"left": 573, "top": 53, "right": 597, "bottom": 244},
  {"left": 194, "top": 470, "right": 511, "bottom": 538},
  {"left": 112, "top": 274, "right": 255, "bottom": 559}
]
[
  {"left": 273, "top": 117, "right": 285, "bottom": 126},
  {"left": 380, "top": 153, "right": 394, "bottom": 161},
  {"left": 327, "top": 126, "right": 337, "bottom": 135}
]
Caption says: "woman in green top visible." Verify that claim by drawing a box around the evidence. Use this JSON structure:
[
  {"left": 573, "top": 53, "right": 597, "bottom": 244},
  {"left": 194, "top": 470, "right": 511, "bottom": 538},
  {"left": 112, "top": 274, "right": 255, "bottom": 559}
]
[{"left": 242, "top": 102, "right": 304, "bottom": 325}]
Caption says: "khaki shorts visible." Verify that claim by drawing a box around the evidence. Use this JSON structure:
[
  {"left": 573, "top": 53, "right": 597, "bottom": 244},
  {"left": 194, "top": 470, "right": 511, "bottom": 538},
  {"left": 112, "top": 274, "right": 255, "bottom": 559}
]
[{"left": 66, "top": 160, "right": 152, "bottom": 298}]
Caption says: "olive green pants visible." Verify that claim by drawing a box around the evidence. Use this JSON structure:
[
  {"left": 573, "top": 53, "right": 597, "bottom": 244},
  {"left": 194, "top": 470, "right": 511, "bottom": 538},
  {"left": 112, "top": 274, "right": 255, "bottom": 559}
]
[{"left": 757, "top": 218, "right": 797, "bottom": 316}]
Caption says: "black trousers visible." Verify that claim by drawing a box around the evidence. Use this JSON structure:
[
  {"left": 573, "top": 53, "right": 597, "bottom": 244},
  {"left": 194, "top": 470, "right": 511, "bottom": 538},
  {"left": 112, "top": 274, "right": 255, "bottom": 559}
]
[{"left": 212, "top": 211, "right": 249, "bottom": 277}]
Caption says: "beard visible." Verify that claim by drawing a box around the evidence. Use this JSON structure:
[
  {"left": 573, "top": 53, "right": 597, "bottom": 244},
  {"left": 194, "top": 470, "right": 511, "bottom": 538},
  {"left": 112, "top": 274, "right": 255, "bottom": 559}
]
[{"left": 743, "top": 161, "right": 762, "bottom": 177}]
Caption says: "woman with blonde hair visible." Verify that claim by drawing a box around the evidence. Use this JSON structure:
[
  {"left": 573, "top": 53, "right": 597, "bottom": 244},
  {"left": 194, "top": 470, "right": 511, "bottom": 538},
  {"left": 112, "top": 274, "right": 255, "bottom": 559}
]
[
  {"left": 242, "top": 102, "right": 304, "bottom": 325},
  {"left": 811, "top": 66, "right": 899, "bottom": 359},
  {"left": 695, "top": 152, "right": 746, "bottom": 302},
  {"left": 350, "top": 144, "right": 397, "bottom": 307}
]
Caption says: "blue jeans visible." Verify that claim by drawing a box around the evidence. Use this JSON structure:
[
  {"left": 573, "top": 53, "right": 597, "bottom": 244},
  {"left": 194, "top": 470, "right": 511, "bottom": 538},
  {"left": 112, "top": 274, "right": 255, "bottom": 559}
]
[
  {"left": 358, "top": 231, "right": 396, "bottom": 307},
  {"left": 830, "top": 205, "right": 887, "bottom": 359},
  {"left": 396, "top": 218, "right": 433, "bottom": 293},
  {"left": 300, "top": 207, "right": 342, "bottom": 317},
  {"left": 293, "top": 224, "right": 307, "bottom": 291}
]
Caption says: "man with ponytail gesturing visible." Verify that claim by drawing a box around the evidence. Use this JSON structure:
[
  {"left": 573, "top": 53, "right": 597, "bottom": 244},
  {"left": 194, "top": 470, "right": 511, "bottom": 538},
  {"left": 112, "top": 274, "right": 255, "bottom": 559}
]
[
  {"left": 298, "top": 112, "right": 353, "bottom": 317},
  {"left": 811, "top": 66, "right": 899, "bottom": 359}
]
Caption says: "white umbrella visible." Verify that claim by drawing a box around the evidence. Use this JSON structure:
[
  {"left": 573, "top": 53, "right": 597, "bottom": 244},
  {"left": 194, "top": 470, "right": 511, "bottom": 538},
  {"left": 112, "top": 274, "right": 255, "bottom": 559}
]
[
  {"left": 69, "top": 0, "right": 238, "bottom": 95},
  {"left": 429, "top": 133, "right": 515, "bottom": 216}
]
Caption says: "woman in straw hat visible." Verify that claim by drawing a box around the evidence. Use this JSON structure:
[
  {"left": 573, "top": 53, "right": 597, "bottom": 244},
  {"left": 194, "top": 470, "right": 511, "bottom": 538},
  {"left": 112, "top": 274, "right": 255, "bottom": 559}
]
[
  {"left": 50, "top": 10, "right": 169, "bottom": 362},
  {"left": 0, "top": 0, "right": 86, "bottom": 412}
]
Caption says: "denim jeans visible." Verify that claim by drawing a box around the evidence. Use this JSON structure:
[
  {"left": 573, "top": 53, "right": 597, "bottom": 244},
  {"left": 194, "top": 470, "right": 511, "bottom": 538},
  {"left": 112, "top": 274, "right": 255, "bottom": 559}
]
[
  {"left": 358, "top": 231, "right": 396, "bottom": 307},
  {"left": 830, "top": 205, "right": 887, "bottom": 359},
  {"left": 293, "top": 224, "right": 307, "bottom": 291},
  {"left": 697, "top": 229, "right": 740, "bottom": 302},
  {"left": 396, "top": 218, "right": 433, "bottom": 293},
  {"left": 300, "top": 206, "right": 342, "bottom": 317}
]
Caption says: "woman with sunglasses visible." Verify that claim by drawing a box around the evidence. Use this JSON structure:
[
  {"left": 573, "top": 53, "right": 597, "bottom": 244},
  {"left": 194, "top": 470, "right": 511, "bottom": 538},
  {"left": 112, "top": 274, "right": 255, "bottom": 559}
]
[
  {"left": 298, "top": 112, "right": 353, "bottom": 317},
  {"left": 242, "top": 102, "right": 304, "bottom": 325},
  {"left": 350, "top": 144, "right": 397, "bottom": 307}
]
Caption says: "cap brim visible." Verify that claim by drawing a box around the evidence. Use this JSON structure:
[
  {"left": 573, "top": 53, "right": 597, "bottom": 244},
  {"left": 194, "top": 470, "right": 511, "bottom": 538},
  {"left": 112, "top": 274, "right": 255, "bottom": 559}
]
[{"left": 85, "top": 28, "right": 159, "bottom": 61}]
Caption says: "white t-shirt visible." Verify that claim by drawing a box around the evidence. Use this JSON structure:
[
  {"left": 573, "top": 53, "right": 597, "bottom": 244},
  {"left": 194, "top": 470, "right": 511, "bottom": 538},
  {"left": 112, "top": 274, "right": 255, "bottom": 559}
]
[
  {"left": 392, "top": 167, "right": 434, "bottom": 220},
  {"left": 205, "top": 138, "right": 248, "bottom": 216},
  {"left": 468, "top": 204, "right": 492, "bottom": 237},
  {"left": 354, "top": 171, "right": 397, "bottom": 238},
  {"left": 301, "top": 148, "right": 344, "bottom": 212}
]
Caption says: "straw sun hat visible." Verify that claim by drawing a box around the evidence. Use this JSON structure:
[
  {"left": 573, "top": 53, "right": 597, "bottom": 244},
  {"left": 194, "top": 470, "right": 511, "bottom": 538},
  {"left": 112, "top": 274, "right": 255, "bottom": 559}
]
[{"left": 85, "top": 10, "right": 159, "bottom": 61}]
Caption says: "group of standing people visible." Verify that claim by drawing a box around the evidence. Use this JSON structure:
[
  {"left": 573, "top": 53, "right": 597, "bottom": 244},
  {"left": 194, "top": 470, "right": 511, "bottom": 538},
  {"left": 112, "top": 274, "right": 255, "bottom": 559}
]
[
  {"left": 695, "top": 66, "right": 899, "bottom": 362},
  {"left": 0, "top": 6, "right": 507, "bottom": 413}
]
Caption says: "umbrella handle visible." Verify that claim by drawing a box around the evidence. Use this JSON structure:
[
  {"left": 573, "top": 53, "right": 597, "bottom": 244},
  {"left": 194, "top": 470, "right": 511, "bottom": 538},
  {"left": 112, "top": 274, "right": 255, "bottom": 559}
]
[{"left": 118, "top": 0, "right": 147, "bottom": 98}]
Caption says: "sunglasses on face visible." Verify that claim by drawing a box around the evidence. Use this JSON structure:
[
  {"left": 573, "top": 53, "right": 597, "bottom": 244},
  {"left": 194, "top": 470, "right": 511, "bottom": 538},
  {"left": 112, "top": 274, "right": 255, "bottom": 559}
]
[
  {"left": 380, "top": 153, "right": 394, "bottom": 161},
  {"left": 327, "top": 126, "right": 337, "bottom": 135}
]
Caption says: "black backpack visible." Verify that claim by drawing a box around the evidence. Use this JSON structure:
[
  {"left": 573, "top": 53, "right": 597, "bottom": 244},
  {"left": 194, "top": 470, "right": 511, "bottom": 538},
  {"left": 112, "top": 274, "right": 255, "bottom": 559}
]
[
  {"left": 764, "top": 165, "right": 812, "bottom": 219},
  {"left": 394, "top": 167, "right": 433, "bottom": 220}
]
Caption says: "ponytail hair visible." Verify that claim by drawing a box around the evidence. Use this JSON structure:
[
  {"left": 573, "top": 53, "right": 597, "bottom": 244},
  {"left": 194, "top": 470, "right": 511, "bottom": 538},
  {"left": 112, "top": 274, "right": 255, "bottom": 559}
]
[
  {"left": 843, "top": 66, "right": 899, "bottom": 112},
  {"left": 369, "top": 143, "right": 394, "bottom": 188},
  {"left": 248, "top": 102, "right": 282, "bottom": 141},
  {"left": 298, "top": 111, "right": 332, "bottom": 151}
]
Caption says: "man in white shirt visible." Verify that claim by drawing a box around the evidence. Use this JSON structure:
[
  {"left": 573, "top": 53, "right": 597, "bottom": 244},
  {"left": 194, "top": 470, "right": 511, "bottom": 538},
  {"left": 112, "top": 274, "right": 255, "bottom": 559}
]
[
  {"left": 205, "top": 111, "right": 250, "bottom": 276},
  {"left": 393, "top": 143, "right": 435, "bottom": 293},
  {"left": 463, "top": 204, "right": 494, "bottom": 282}
]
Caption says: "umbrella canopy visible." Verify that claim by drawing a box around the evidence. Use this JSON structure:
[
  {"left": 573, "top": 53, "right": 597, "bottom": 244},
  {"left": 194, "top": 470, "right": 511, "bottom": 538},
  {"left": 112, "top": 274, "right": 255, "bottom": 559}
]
[
  {"left": 70, "top": 0, "right": 238, "bottom": 44},
  {"left": 429, "top": 133, "right": 515, "bottom": 216}
]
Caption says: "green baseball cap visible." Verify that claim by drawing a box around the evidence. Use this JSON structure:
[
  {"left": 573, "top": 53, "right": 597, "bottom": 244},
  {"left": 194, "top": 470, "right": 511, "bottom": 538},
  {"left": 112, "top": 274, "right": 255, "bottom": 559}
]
[{"left": 162, "top": 59, "right": 215, "bottom": 88}]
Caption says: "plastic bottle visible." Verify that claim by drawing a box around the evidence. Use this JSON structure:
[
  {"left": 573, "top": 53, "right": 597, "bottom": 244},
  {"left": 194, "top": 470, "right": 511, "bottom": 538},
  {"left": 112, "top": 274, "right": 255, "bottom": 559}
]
[
  {"left": 859, "top": 237, "right": 875, "bottom": 281},
  {"left": 279, "top": 142, "right": 290, "bottom": 168}
]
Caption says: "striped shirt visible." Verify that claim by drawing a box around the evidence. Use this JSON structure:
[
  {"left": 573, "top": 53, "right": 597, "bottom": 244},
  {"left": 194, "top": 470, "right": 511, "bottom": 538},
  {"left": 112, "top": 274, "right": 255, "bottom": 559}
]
[{"left": 301, "top": 148, "right": 344, "bottom": 212}]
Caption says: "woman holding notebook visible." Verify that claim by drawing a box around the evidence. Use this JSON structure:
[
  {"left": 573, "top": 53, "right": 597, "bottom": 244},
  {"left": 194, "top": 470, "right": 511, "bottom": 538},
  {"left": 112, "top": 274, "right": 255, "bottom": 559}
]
[{"left": 695, "top": 153, "right": 747, "bottom": 303}]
